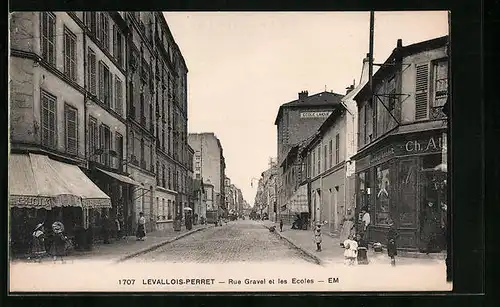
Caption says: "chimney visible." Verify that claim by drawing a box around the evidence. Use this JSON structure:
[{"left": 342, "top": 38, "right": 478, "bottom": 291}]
[
  {"left": 345, "top": 84, "right": 355, "bottom": 95},
  {"left": 397, "top": 39, "right": 403, "bottom": 48},
  {"left": 359, "top": 54, "right": 371, "bottom": 86},
  {"left": 298, "top": 90, "right": 309, "bottom": 100}
]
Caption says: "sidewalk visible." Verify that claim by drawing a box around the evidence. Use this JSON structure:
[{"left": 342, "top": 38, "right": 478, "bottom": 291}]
[
  {"left": 12, "top": 224, "right": 213, "bottom": 264},
  {"left": 261, "top": 220, "right": 446, "bottom": 265}
]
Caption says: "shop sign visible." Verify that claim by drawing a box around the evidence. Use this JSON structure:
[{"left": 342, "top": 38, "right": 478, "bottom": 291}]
[
  {"left": 370, "top": 146, "right": 395, "bottom": 165},
  {"left": 402, "top": 135, "right": 443, "bottom": 154},
  {"left": 300, "top": 111, "right": 332, "bottom": 118}
]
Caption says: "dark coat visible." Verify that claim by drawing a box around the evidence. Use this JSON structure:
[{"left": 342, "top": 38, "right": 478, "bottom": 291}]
[{"left": 387, "top": 226, "right": 398, "bottom": 257}]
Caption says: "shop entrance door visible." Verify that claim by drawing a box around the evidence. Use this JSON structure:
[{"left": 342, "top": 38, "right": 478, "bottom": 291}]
[{"left": 419, "top": 155, "right": 447, "bottom": 253}]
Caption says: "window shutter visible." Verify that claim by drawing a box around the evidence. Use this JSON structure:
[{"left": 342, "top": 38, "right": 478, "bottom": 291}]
[
  {"left": 415, "top": 63, "right": 429, "bottom": 120},
  {"left": 98, "top": 62, "right": 104, "bottom": 101},
  {"left": 113, "top": 25, "right": 117, "bottom": 57}
]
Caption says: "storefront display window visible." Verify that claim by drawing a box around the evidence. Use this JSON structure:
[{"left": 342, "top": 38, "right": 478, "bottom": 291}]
[
  {"left": 375, "top": 164, "right": 391, "bottom": 225},
  {"left": 357, "top": 170, "right": 372, "bottom": 214},
  {"left": 399, "top": 159, "right": 417, "bottom": 226}
]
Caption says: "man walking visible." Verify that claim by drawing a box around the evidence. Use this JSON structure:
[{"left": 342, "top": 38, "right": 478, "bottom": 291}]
[{"left": 279, "top": 219, "right": 284, "bottom": 232}]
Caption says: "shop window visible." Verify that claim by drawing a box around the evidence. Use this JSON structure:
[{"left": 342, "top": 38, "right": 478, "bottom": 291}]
[
  {"left": 357, "top": 170, "right": 372, "bottom": 215},
  {"left": 399, "top": 159, "right": 417, "bottom": 226},
  {"left": 375, "top": 164, "right": 391, "bottom": 225}
]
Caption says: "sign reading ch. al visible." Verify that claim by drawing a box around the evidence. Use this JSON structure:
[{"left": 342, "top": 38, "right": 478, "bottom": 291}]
[{"left": 300, "top": 111, "right": 332, "bottom": 118}]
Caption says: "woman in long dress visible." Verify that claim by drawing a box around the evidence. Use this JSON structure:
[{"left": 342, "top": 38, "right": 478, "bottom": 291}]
[
  {"left": 339, "top": 209, "right": 355, "bottom": 247},
  {"left": 30, "top": 223, "right": 47, "bottom": 262},
  {"left": 50, "top": 221, "right": 68, "bottom": 263},
  {"left": 136, "top": 212, "right": 146, "bottom": 241}
]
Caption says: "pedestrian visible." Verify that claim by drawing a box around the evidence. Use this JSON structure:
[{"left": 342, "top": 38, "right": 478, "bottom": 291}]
[
  {"left": 102, "top": 214, "right": 110, "bottom": 244},
  {"left": 279, "top": 219, "right": 284, "bottom": 232},
  {"left": 356, "top": 233, "right": 369, "bottom": 265},
  {"left": 420, "top": 200, "right": 441, "bottom": 254},
  {"left": 115, "top": 216, "right": 122, "bottom": 240},
  {"left": 136, "top": 212, "right": 146, "bottom": 241},
  {"left": 313, "top": 222, "right": 322, "bottom": 252},
  {"left": 339, "top": 209, "right": 356, "bottom": 247},
  {"left": 50, "top": 221, "right": 68, "bottom": 263},
  {"left": 29, "top": 223, "right": 47, "bottom": 262},
  {"left": 361, "top": 207, "right": 371, "bottom": 240},
  {"left": 387, "top": 219, "right": 398, "bottom": 266},
  {"left": 343, "top": 234, "right": 358, "bottom": 265}
]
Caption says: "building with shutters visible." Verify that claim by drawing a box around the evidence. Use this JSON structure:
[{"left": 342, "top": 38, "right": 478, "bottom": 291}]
[{"left": 351, "top": 36, "right": 449, "bottom": 252}]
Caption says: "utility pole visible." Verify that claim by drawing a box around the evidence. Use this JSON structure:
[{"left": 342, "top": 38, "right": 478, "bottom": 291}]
[{"left": 368, "top": 11, "right": 375, "bottom": 106}]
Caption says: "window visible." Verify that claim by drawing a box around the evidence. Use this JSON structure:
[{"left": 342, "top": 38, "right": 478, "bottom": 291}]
[
  {"left": 87, "top": 48, "right": 97, "bottom": 94},
  {"left": 86, "top": 12, "right": 98, "bottom": 35},
  {"left": 40, "top": 12, "right": 56, "bottom": 65},
  {"left": 375, "top": 164, "right": 391, "bottom": 225},
  {"left": 328, "top": 140, "right": 333, "bottom": 168},
  {"left": 335, "top": 134, "right": 340, "bottom": 164},
  {"left": 98, "top": 61, "right": 111, "bottom": 106},
  {"left": 312, "top": 150, "right": 316, "bottom": 177},
  {"left": 162, "top": 165, "right": 166, "bottom": 187},
  {"left": 156, "top": 197, "right": 160, "bottom": 220},
  {"left": 162, "top": 199, "right": 165, "bottom": 219},
  {"left": 140, "top": 138, "right": 145, "bottom": 164},
  {"left": 63, "top": 27, "right": 77, "bottom": 81},
  {"left": 317, "top": 147, "right": 321, "bottom": 175},
  {"left": 168, "top": 167, "right": 171, "bottom": 189},
  {"left": 167, "top": 200, "right": 172, "bottom": 220},
  {"left": 357, "top": 170, "right": 372, "bottom": 218},
  {"left": 115, "top": 133, "right": 123, "bottom": 170},
  {"left": 323, "top": 145, "right": 327, "bottom": 171},
  {"left": 431, "top": 60, "right": 448, "bottom": 120},
  {"left": 115, "top": 78, "right": 123, "bottom": 116},
  {"left": 130, "top": 131, "right": 135, "bottom": 159},
  {"left": 64, "top": 104, "right": 78, "bottom": 154},
  {"left": 399, "top": 159, "right": 417, "bottom": 226},
  {"left": 415, "top": 63, "right": 430, "bottom": 120},
  {"left": 113, "top": 25, "right": 124, "bottom": 66},
  {"left": 99, "top": 12, "right": 109, "bottom": 50},
  {"left": 40, "top": 90, "right": 57, "bottom": 148},
  {"left": 88, "top": 116, "right": 98, "bottom": 161},
  {"left": 99, "top": 124, "right": 111, "bottom": 166},
  {"left": 140, "top": 92, "right": 145, "bottom": 124}
]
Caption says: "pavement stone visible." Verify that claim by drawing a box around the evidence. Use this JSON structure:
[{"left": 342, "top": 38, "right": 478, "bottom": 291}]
[
  {"left": 261, "top": 220, "right": 446, "bottom": 265},
  {"left": 12, "top": 224, "right": 212, "bottom": 263}
]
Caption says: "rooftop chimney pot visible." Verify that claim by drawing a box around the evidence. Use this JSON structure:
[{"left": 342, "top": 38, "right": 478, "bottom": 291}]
[
  {"left": 397, "top": 39, "right": 403, "bottom": 48},
  {"left": 298, "top": 90, "right": 309, "bottom": 100}
]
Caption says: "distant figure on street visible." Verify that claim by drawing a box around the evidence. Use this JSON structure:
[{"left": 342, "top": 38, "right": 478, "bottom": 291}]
[
  {"left": 340, "top": 209, "right": 356, "bottom": 247},
  {"left": 115, "top": 217, "right": 122, "bottom": 240},
  {"left": 279, "top": 219, "right": 284, "bottom": 232},
  {"left": 313, "top": 222, "right": 323, "bottom": 252},
  {"left": 29, "top": 223, "right": 46, "bottom": 262},
  {"left": 361, "top": 207, "right": 371, "bottom": 241},
  {"left": 50, "top": 221, "right": 68, "bottom": 263},
  {"left": 343, "top": 234, "right": 358, "bottom": 265},
  {"left": 102, "top": 214, "right": 111, "bottom": 244},
  {"left": 387, "top": 219, "right": 398, "bottom": 266},
  {"left": 136, "top": 212, "right": 146, "bottom": 241},
  {"left": 356, "top": 233, "right": 369, "bottom": 265}
]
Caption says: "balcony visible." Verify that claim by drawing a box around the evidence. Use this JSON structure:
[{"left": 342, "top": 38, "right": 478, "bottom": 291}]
[{"left": 430, "top": 105, "right": 447, "bottom": 120}]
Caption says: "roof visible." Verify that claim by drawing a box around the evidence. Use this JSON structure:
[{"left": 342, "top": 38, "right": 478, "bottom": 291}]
[
  {"left": 279, "top": 132, "right": 319, "bottom": 168},
  {"left": 354, "top": 35, "right": 449, "bottom": 102},
  {"left": 274, "top": 91, "right": 344, "bottom": 125}
]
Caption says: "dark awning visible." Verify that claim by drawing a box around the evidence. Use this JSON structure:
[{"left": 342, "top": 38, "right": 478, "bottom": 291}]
[{"left": 97, "top": 168, "right": 142, "bottom": 186}]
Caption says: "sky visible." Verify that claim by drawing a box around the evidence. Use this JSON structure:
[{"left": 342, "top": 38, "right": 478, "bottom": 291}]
[{"left": 163, "top": 11, "right": 449, "bottom": 206}]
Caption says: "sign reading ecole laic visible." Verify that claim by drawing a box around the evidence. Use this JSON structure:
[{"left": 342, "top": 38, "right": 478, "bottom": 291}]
[{"left": 300, "top": 111, "right": 332, "bottom": 118}]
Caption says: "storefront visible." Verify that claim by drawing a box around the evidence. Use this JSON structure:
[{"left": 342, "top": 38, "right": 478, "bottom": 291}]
[
  {"left": 9, "top": 153, "right": 111, "bottom": 255},
  {"left": 87, "top": 166, "right": 142, "bottom": 240},
  {"left": 353, "top": 129, "right": 447, "bottom": 252}
]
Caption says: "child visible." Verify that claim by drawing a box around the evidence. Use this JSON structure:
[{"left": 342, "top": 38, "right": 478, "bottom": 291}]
[
  {"left": 30, "top": 223, "right": 47, "bottom": 262},
  {"left": 279, "top": 219, "right": 284, "bottom": 232},
  {"left": 387, "top": 219, "right": 398, "bottom": 266},
  {"left": 356, "top": 233, "right": 369, "bottom": 265},
  {"left": 343, "top": 234, "right": 358, "bottom": 265},
  {"left": 313, "top": 222, "right": 322, "bottom": 252},
  {"left": 50, "top": 221, "right": 68, "bottom": 263}
]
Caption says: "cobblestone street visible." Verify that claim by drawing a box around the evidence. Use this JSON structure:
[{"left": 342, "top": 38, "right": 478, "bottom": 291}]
[{"left": 131, "top": 220, "right": 317, "bottom": 265}]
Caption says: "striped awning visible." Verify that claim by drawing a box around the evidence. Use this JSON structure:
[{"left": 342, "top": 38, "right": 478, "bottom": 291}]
[{"left": 9, "top": 153, "right": 111, "bottom": 210}]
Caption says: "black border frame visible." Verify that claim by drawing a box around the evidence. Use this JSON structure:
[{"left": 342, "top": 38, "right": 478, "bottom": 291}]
[{"left": 3, "top": 0, "right": 486, "bottom": 305}]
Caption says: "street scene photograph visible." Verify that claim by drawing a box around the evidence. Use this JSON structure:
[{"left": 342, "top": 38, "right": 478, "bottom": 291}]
[{"left": 8, "top": 11, "right": 451, "bottom": 292}]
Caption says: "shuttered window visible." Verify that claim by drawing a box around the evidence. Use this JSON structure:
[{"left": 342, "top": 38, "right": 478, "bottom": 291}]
[
  {"left": 115, "top": 133, "right": 123, "bottom": 170},
  {"left": 115, "top": 77, "right": 123, "bottom": 116},
  {"left": 99, "top": 13, "right": 109, "bottom": 51},
  {"left": 88, "top": 116, "right": 98, "bottom": 161},
  {"left": 87, "top": 48, "right": 97, "bottom": 94},
  {"left": 65, "top": 104, "right": 78, "bottom": 155},
  {"left": 98, "top": 61, "right": 111, "bottom": 106},
  {"left": 99, "top": 124, "right": 111, "bottom": 166},
  {"left": 323, "top": 145, "right": 328, "bottom": 171},
  {"left": 40, "top": 12, "right": 56, "bottom": 66},
  {"left": 335, "top": 134, "right": 340, "bottom": 164},
  {"left": 63, "top": 27, "right": 77, "bottom": 81},
  {"left": 415, "top": 63, "right": 429, "bottom": 120},
  {"left": 40, "top": 90, "right": 57, "bottom": 148},
  {"left": 328, "top": 139, "right": 333, "bottom": 168}
]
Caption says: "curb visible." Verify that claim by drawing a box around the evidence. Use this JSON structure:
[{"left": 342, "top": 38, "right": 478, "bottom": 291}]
[
  {"left": 116, "top": 225, "right": 213, "bottom": 263},
  {"left": 261, "top": 223, "right": 323, "bottom": 266}
]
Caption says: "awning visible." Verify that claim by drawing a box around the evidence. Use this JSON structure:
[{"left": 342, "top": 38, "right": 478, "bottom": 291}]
[
  {"left": 9, "top": 153, "right": 111, "bottom": 210},
  {"left": 97, "top": 168, "right": 141, "bottom": 186}
]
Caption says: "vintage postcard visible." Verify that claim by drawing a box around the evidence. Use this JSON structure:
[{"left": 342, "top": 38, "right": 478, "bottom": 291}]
[{"left": 8, "top": 11, "right": 452, "bottom": 292}]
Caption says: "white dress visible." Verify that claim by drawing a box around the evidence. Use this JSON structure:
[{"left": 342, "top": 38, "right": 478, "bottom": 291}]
[{"left": 343, "top": 239, "right": 358, "bottom": 258}]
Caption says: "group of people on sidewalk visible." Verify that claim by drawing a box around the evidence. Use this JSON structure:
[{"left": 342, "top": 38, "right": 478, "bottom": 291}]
[
  {"left": 311, "top": 208, "right": 399, "bottom": 266},
  {"left": 28, "top": 221, "right": 71, "bottom": 263}
]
